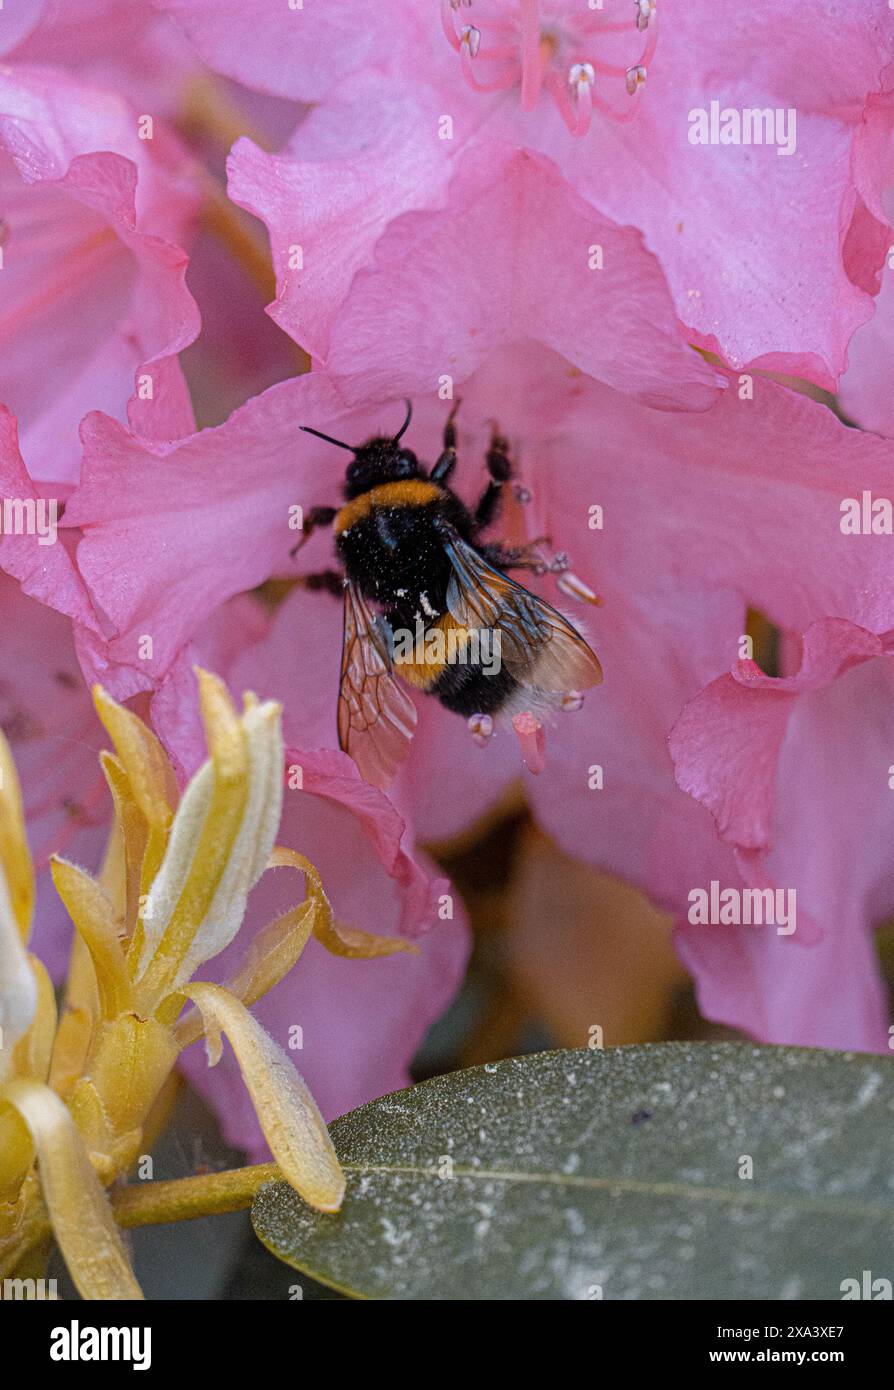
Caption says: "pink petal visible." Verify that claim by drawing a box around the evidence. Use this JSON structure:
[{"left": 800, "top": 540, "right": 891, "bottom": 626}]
[
  {"left": 323, "top": 147, "right": 721, "bottom": 409},
  {"left": 0, "top": 572, "right": 108, "bottom": 976},
  {"left": 225, "top": 80, "right": 452, "bottom": 368},
  {"left": 536, "top": 0, "right": 894, "bottom": 387},
  {"left": 670, "top": 620, "right": 886, "bottom": 850},
  {"left": 839, "top": 135, "right": 894, "bottom": 433},
  {"left": 0, "top": 67, "right": 201, "bottom": 482},
  {"left": 66, "top": 374, "right": 356, "bottom": 684},
  {"left": 223, "top": 0, "right": 894, "bottom": 388},
  {"left": 839, "top": 267, "right": 894, "bottom": 437},
  {"left": 157, "top": 0, "right": 424, "bottom": 103},
  {"left": 6, "top": 1, "right": 201, "bottom": 116},
  {"left": 671, "top": 639, "right": 894, "bottom": 1051},
  {"left": 283, "top": 747, "right": 447, "bottom": 937},
  {"left": 0, "top": 406, "right": 98, "bottom": 628},
  {"left": 0, "top": 0, "right": 45, "bottom": 55}
]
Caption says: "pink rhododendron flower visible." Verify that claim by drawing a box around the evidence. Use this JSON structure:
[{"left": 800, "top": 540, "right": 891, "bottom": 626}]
[
  {"left": 215, "top": 0, "right": 894, "bottom": 390},
  {"left": 670, "top": 620, "right": 894, "bottom": 1051},
  {"left": 64, "top": 338, "right": 894, "bottom": 1050},
  {"left": 0, "top": 65, "right": 202, "bottom": 482}
]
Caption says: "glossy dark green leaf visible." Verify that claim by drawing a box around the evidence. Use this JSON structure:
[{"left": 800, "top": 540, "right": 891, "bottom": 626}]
[{"left": 252, "top": 1043, "right": 894, "bottom": 1300}]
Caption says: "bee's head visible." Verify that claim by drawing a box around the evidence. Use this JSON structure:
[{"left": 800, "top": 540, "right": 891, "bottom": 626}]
[
  {"left": 300, "top": 401, "right": 420, "bottom": 500},
  {"left": 343, "top": 438, "right": 419, "bottom": 498}
]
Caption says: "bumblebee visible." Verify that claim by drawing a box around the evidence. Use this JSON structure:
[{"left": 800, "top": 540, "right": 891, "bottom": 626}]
[{"left": 296, "top": 401, "right": 602, "bottom": 788}]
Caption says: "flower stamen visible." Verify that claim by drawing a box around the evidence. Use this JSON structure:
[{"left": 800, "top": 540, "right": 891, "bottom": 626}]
[
  {"left": 519, "top": 0, "right": 544, "bottom": 110},
  {"left": 626, "top": 63, "right": 648, "bottom": 96},
  {"left": 636, "top": 0, "right": 656, "bottom": 33},
  {"left": 512, "top": 711, "right": 546, "bottom": 774},
  {"left": 557, "top": 571, "right": 603, "bottom": 606},
  {"left": 468, "top": 712, "right": 495, "bottom": 746},
  {"left": 461, "top": 22, "right": 481, "bottom": 58},
  {"left": 441, "top": 0, "right": 659, "bottom": 130},
  {"left": 568, "top": 61, "right": 595, "bottom": 137}
]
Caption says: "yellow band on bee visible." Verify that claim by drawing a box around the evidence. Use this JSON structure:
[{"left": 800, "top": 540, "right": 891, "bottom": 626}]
[{"left": 335, "top": 480, "right": 442, "bottom": 534}]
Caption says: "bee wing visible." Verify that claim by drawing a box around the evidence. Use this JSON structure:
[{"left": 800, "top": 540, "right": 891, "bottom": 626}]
[
  {"left": 440, "top": 527, "right": 603, "bottom": 693},
  {"left": 338, "top": 580, "right": 417, "bottom": 788}
]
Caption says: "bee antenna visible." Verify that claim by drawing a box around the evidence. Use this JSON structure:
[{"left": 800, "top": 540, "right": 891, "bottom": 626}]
[
  {"left": 392, "top": 399, "right": 413, "bottom": 444},
  {"left": 299, "top": 424, "right": 357, "bottom": 453}
]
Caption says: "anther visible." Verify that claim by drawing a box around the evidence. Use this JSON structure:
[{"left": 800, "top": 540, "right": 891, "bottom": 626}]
[
  {"left": 626, "top": 63, "right": 647, "bottom": 95},
  {"left": 567, "top": 61, "right": 595, "bottom": 136},
  {"left": 557, "top": 571, "right": 603, "bottom": 606},
  {"left": 512, "top": 711, "right": 546, "bottom": 774},
  {"left": 461, "top": 24, "right": 481, "bottom": 57},
  {"left": 569, "top": 61, "right": 595, "bottom": 89},
  {"left": 560, "top": 691, "right": 585, "bottom": 712},
  {"left": 635, "top": 0, "right": 656, "bottom": 31},
  {"left": 547, "top": 551, "right": 571, "bottom": 574},
  {"left": 468, "top": 712, "right": 494, "bottom": 746},
  {"left": 512, "top": 483, "right": 533, "bottom": 504}
]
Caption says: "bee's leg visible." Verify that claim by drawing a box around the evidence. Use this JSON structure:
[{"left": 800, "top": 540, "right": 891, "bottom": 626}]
[
  {"left": 294, "top": 568, "right": 345, "bottom": 598},
  {"left": 473, "top": 427, "right": 513, "bottom": 531},
  {"left": 430, "top": 399, "right": 461, "bottom": 484},
  {"left": 290, "top": 505, "right": 338, "bottom": 558},
  {"left": 483, "top": 545, "right": 602, "bottom": 605},
  {"left": 480, "top": 538, "right": 552, "bottom": 574}
]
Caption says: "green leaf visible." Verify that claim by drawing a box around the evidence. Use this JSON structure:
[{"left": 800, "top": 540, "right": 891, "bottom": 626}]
[{"left": 251, "top": 1042, "right": 894, "bottom": 1300}]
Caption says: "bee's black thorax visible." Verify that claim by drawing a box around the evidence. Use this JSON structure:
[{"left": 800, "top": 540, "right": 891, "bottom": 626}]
[
  {"left": 335, "top": 481, "right": 473, "bottom": 622},
  {"left": 333, "top": 477, "right": 521, "bottom": 714}
]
